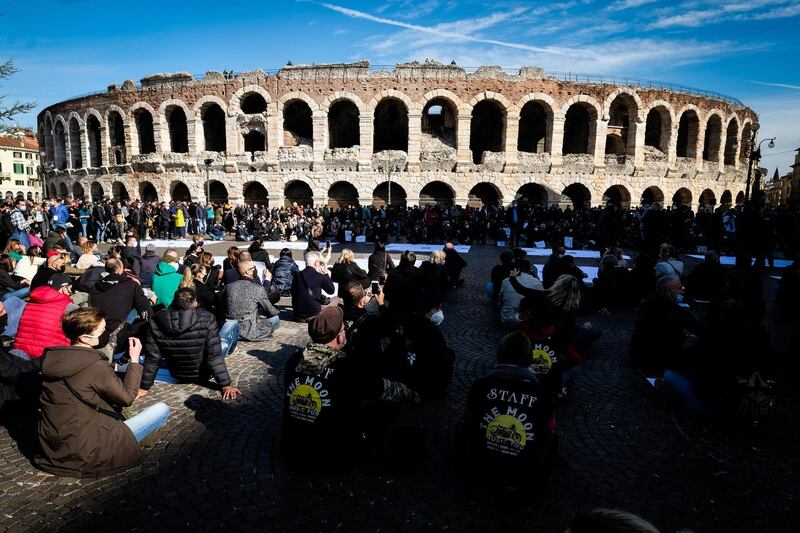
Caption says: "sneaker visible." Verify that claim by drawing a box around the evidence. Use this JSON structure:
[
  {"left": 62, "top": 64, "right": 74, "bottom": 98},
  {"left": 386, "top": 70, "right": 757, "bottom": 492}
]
[{"left": 228, "top": 344, "right": 240, "bottom": 357}]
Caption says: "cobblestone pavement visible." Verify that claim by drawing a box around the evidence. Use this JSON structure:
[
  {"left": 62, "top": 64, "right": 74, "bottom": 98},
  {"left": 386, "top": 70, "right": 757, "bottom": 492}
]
[{"left": 1, "top": 242, "right": 798, "bottom": 532}]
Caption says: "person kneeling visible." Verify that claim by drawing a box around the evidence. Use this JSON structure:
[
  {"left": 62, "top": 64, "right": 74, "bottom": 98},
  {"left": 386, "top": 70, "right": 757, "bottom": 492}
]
[
  {"left": 36, "top": 308, "right": 170, "bottom": 478},
  {"left": 459, "top": 332, "right": 557, "bottom": 496},
  {"left": 141, "top": 288, "right": 241, "bottom": 400}
]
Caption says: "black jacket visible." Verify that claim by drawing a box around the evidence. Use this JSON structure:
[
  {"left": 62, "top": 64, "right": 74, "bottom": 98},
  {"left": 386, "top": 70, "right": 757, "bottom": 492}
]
[
  {"left": 291, "top": 268, "right": 335, "bottom": 319},
  {"left": 330, "top": 261, "right": 370, "bottom": 298},
  {"left": 251, "top": 249, "right": 272, "bottom": 269},
  {"left": 367, "top": 251, "right": 395, "bottom": 280},
  {"left": 88, "top": 272, "right": 152, "bottom": 346},
  {"left": 140, "top": 251, "right": 160, "bottom": 288},
  {"left": 0, "top": 269, "right": 24, "bottom": 291},
  {"left": 141, "top": 306, "right": 229, "bottom": 390},
  {"left": 271, "top": 256, "right": 299, "bottom": 295},
  {"left": 383, "top": 265, "right": 422, "bottom": 317},
  {"left": 629, "top": 293, "right": 698, "bottom": 375}
]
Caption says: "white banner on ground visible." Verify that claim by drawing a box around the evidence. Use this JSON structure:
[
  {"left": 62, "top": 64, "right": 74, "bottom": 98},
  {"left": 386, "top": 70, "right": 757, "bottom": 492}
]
[
  {"left": 235, "top": 241, "right": 338, "bottom": 250},
  {"left": 521, "top": 248, "right": 631, "bottom": 260},
  {"left": 145, "top": 239, "right": 195, "bottom": 248},
  {"left": 687, "top": 254, "right": 792, "bottom": 268},
  {"left": 529, "top": 263, "right": 598, "bottom": 286},
  {"left": 385, "top": 243, "right": 471, "bottom": 254}
]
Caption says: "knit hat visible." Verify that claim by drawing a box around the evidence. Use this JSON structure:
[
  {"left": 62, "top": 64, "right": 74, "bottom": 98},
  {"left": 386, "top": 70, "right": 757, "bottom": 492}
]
[
  {"left": 146, "top": 243, "right": 156, "bottom": 253},
  {"left": 308, "top": 306, "right": 344, "bottom": 344}
]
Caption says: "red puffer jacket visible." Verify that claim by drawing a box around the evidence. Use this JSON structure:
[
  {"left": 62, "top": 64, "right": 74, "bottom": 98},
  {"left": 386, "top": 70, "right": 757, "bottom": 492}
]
[{"left": 13, "top": 286, "right": 72, "bottom": 358}]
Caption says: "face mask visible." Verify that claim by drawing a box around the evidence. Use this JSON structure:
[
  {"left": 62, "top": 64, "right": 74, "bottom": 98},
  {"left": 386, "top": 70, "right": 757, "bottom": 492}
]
[
  {"left": 430, "top": 310, "right": 445, "bottom": 326},
  {"left": 18, "top": 205, "right": 27, "bottom": 212}
]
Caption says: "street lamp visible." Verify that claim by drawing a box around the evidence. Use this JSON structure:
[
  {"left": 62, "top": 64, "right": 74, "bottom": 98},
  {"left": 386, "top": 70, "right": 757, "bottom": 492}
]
[
  {"left": 383, "top": 157, "right": 403, "bottom": 207},
  {"left": 744, "top": 122, "right": 775, "bottom": 204},
  {"left": 38, "top": 150, "right": 52, "bottom": 200},
  {"left": 203, "top": 158, "right": 213, "bottom": 205}
]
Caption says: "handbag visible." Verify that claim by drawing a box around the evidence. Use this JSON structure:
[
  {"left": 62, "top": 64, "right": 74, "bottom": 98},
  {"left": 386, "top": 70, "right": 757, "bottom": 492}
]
[{"left": 62, "top": 377, "right": 126, "bottom": 421}]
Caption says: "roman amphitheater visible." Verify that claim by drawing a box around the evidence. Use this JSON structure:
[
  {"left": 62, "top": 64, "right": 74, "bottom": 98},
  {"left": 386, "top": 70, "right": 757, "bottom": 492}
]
[{"left": 36, "top": 61, "right": 756, "bottom": 210}]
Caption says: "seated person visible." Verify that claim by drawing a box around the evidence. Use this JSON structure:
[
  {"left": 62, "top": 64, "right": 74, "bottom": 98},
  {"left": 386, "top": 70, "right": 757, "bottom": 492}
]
[
  {"left": 11, "top": 274, "right": 78, "bottom": 360},
  {"left": 248, "top": 239, "right": 272, "bottom": 270},
  {"left": 499, "top": 260, "right": 542, "bottom": 329},
  {"left": 281, "top": 306, "right": 418, "bottom": 469},
  {"left": 443, "top": 242, "right": 467, "bottom": 287},
  {"left": 70, "top": 235, "right": 88, "bottom": 264},
  {"left": 383, "top": 251, "right": 422, "bottom": 318},
  {"left": 140, "top": 243, "right": 160, "bottom": 289},
  {"left": 270, "top": 248, "right": 299, "bottom": 297},
  {"left": 141, "top": 288, "right": 241, "bottom": 400},
  {"left": 36, "top": 308, "right": 170, "bottom": 478},
  {"left": 0, "top": 297, "right": 26, "bottom": 338},
  {"left": 207, "top": 222, "right": 225, "bottom": 240},
  {"left": 30, "top": 248, "right": 70, "bottom": 290},
  {"left": 12, "top": 245, "right": 45, "bottom": 283},
  {"left": 488, "top": 250, "right": 515, "bottom": 299},
  {"left": 224, "top": 260, "right": 280, "bottom": 341},
  {"left": 0, "top": 254, "right": 30, "bottom": 302},
  {"left": 459, "top": 332, "right": 557, "bottom": 493},
  {"left": 593, "top": 255, "right": 636, "bottom": 312},
  {"left": 331, "top": 248, "right": 369, "bottom": 299},
  {"left": 235, "top": 221, "right": 253, "bottom": 242},
  {"left": 291, "top": 250, "right": 335, "bottom": 321},
  {"left": 151, "top": 249, "right": 183, "bottom": 307},
  {"left": 686, "top": 250, "right": 726, "bottom": 302}
]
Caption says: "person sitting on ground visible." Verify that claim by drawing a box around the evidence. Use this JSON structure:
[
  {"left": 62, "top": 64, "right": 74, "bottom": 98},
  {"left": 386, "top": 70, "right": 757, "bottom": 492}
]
[
  {"left": 182, "top": 243, "right": 202, "bottom": 268},
  {"left": 593, "top": 254, "right": 636, "bottom": 313},
  {"left": 654, "top": 243, "right": 684, "bottom": 280},
  {"left": 224, "top": 260, "right": 280, "bottom": 340},
  {"left": 499, "top": 260, "right": 542, "bottom": 329},
  {"left": 367, "top": 241, "right": 395, "bottom": 283},
  {"left": 36, "top": 308, "right": 170, "bottom": 478},
  {"left": 11, "top": 274, "right": 78, "bottom": 360},
  {"left": 70, "top": 235, "right": 88, "bottom": 265},
  {"left": 75, "top": 240, "right": 100, "bottom": 270},
  {"left": 542, "top": 244, "right": 565, "bottom": 289},
  {"left": 235, "top": 220, "right": 253, "bottom": 241},
  {"left": 207, "top": 221, "right": 225, "bottom": 240},
  {"left": 151, "top": 249, "right": 182, "bottom": 307},
  {"left": 0, "top": 339, "right": 40, "bottom": 412},
  {"left": 0, "top": 254, "right": 30, "bottom": 302},
  {"left": 629, "top": 275, "right": 698, "bottom": 376},
  {"left": 0, "top": 297, "right": 26, "bottom": 338},
  {"left": 280, "top": 306, "right": 418, "bottom": 469},
  {"left": 443, "top": 242, "right": 467, "bottom": 288},
  {"left": 383, "top": 251, "right": 422, "bottom": 318},
  {"left": 179, "top": 263, "right": 215, "bottom": 312},
  {"left": 459, "top": 332, "right": 557, "bottom": 494},
  {"left": 139, "top": 243, "right": 160, "bottom": 288},
  {"left": 88, "top": 258, "right": 152, "bottom": 352},
  {"left": 331, "top": 248, "right": 369, "bottom": 299},
  {"left": 248, "top": 239, "right": 272, "bottom": 269},
  {"left": 420, "top": 250, "right": 451, "bottom": 302},
  {"left": 270, "top": 248, "right": 299, "bottom": 297},
  {"left": 3, "top": 239, "right": 25, "bottom": 262},
  {"left": 141, "top": 287, "right": 241, "bottom": 400},
  {"left": 685, "top": 250, "right": 726, "bottom": 302},
  {"left": 30, "top": 248, "right": 70, "bottom": 291},
  {"left": 13, "top": 245, "right": 45, "bottom": 283},
  {"left": 489, "top": 250, "right": 515, "bottom": 300},
  {"left": 43, "top": 226, "right": 69, "bottom": 254},
  {"left": 223, "top": 250, "right": 253, "bottom": 284},
  {"left": 291, "top": 250, "right": 335, "bottom": 322},
  {"left": 121, "top": 236, "right": 142, "bottom": 275}
]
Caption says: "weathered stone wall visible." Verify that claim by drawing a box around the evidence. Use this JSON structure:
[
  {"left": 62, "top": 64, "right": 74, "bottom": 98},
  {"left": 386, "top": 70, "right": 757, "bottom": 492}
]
[{"left": 37, "top": 61, "right": 756, "bottom": 209}]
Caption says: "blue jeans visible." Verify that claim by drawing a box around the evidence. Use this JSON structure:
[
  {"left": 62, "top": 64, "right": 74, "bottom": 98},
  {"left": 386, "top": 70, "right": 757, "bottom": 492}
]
[
  {"left": 125, "top": 308, "right": 138, "bottom": 324},
  {"left": 80, "top": 221, "right": 88, "bottom": 237},
  {"left": 663, "top": 370, "right": 713, "bottom": 417},
  {"left": 2, "top": 287, "right": 30, "bottom": 302},
  {"left": 124, "top": 402, "right": 170, "bottom": 442},
  {"left": 11, "top": 230, "right": 30, "bottom": 249},
  {"left": 197, "top": 218, "right": 207, "bottom": 235},
  {"left": 219, "top": 319, "right": 240, "bottom": 357},
  {"left": 95, "top": 222, "right": 106, "bottom": 242},
  {"left": 267, "top": 315, "right": 280, "bottom": 330}
]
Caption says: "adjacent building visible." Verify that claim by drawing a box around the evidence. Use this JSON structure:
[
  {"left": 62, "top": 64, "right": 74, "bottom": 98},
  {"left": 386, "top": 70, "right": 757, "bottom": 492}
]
[
  {"left": 763, "top": 168, "right": 792, "bottom": 207},
  {"left": 0, "top": 128, "right": 42, "bottom": 202}
]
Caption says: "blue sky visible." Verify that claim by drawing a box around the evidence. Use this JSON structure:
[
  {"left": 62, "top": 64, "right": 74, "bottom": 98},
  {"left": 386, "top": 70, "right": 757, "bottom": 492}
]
[{"left": 2, "top": 0, "right": 799, "bottom": 173}]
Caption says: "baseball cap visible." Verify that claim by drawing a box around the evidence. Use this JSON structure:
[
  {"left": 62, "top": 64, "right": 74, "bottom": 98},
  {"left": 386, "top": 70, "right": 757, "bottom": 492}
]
[
  {"left": 46, "top": 249, "right": 70, "bottom": 258},
  {"left": 308, "top": 306, "right": 344, "bottom": 344},
  {"left": 46, "top": 273, "right": 73, "bottom": 289}
]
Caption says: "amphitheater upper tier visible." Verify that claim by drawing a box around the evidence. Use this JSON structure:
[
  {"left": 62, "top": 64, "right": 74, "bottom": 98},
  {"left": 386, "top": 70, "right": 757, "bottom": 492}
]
[{"left": 37, "top": 61, "right": 757, "bottom": 210}]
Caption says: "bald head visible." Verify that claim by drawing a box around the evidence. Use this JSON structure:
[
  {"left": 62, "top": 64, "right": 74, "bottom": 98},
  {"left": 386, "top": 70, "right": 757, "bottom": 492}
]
[
  {"left": 105, "top": 258, "right": 124, "bottom": 274},
  {"left": 238, "top": 251, "right": 252, "bottom": 262},
  {"left": 237, "top": 260, "right": 255, "bottom": 278}
]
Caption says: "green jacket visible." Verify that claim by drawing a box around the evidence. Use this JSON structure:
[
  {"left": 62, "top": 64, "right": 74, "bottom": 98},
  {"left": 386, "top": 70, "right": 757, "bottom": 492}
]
[{"left": 151, "top": 261, "right": 182, "bottom": 307}]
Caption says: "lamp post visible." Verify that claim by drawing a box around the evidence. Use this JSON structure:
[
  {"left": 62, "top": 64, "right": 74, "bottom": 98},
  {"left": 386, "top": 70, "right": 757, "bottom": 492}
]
[
  {"left": 744, "top": 124, "right": 775, "bottom": 205},
  {"left": 38, "top": 150, "right": 52, "bottom": 200},
  {"left": 203, "top": 158, "right": 213, "bottom": 205},
  {"left": 383, "top": 157, "right": 403, "bottom": 207}
]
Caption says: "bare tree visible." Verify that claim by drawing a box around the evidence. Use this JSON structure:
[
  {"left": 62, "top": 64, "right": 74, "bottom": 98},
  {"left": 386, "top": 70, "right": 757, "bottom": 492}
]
[{"left": 0, "top": 60, "right": 35, "bottom": 125}]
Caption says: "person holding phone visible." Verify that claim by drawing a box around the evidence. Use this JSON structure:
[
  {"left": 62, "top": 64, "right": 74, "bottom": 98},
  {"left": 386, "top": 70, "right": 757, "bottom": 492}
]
[{"left": 331, "top": 248, "right": 370, "bottom": 299}]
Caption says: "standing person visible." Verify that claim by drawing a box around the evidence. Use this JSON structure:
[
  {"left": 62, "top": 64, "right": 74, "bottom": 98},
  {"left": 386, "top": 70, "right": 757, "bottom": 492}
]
[
  {"left": 173, "top": 204, "right": 187, "bottom": 239},
  {"left": 36, "top": 308, "right": 170, "bottom": 478},
  {"left": 78, "top": 202, "right": 91, "bottom": 238},
  {"left": 8, "top": 198, "right": 32, "bottom": 249},
  {"left": 92, "top": 201, "right": 108, "bottom": 243}
]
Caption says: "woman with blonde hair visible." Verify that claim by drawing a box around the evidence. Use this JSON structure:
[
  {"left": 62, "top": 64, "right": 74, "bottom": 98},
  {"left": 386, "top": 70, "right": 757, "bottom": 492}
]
[
  {"left": 13, "top": 245, "right": 45, "bottom": 282},
  {"left": 3, "top": 239, "right": 25, "bottom": 262},
  {"left": 76, "top": 240, "right": 100, "bottom": 270},
  {"left": 179, "top": 263, "right": 214, "bottom": 310},
  {"left": 330, "top": 248, "right": 369, "bottom": 298}
]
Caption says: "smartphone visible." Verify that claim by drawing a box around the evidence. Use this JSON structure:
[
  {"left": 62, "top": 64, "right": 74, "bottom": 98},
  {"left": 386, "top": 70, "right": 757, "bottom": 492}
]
[
  {"left": 326, "top": 240, "right": 331, "bottom": 250},
  {"left": 371, "top": 280, "right": 380, "bottom": 294}
]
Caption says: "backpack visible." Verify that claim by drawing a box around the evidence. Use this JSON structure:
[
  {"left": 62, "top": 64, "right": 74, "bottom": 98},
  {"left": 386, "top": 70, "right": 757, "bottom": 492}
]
[
  {"left": 736, "top": 372, "right": 775, "bottom": 427},
  {"left": 1, "top": 211, "right": 16, "bottom": 235}
]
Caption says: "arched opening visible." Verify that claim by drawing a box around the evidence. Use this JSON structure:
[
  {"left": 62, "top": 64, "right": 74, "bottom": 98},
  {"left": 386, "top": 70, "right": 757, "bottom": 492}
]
[
  {"left": 518, "top": 101, "right": 549, "bottom": 153},
  {"left": 243, "top": 181, "right": 268, "bottom": 206},
  {"left": 720, "top": 189, "right": 733, "bottom": 207},
  {"left": 604, "top": 135, "right": 626, "bottom": 157},
  {"left": 563, "top": 103, "right": 596, "bottom": 155},
  {"left": 240, "top": 93, "right": 267, "bottom": 114},
  {"left": 59, "top": 183, "right": 68, "bottom": 198},
  {"left": 165, "top": 105, "right": 189, "bottom": 153},
  {"left": 419, "top": 181, "right": 455, "bottom": 207},
  {"left": 372, "top": 182, "right": 407, "bottom": 208},
  {"left": 171, "top": 182, "right": 191, "bottom": 202},
  {"left": 209, "top": 181, "right": 229, "bottom": 204},
  {"left": 703, "top": 115, "right": 722, "bottom": 162},
  {"left": 107, "top": 111, "right": 126, "bottom": 164},
  {"left": 284, "top": 180, "right": 313, "bottom": 208},
  {"left": 470, "top": 100, "right": 505, "bottom": 164},
  {"left": 672, "top": 187, "right": 692, "bottom": 207},
  {"left": 283, "top": 100, "right": 313, "bottom": 146},
  {"left": 68, "top": 117, "right": 82, "bottom": 168},
  {"left": 112, "top": 182, "right": 129, "bottom": 201},
  {"left": 328, "top": 100, "right": 360, "bottom": 149},
  {"left": 201, "top": 103, "right": 226, "bottom": 152},
  {"left": 422, "top": 98, "right": 457, "bottom": 149},
  {"left": 740, "top": 123, "right": 752, "bottom": 164},
  {"left": 134, "top": 108, "right": 156, "bottom": 154},
  {"left": 562, "top": 183, "right": 591, "bottom": 210},
  {"left": 139, "top": 182, "right": 158, "bottom": 202},
  {"left": 4, "top": 191, "right": 12, "bottom": 200},
  {"left": 86, "top": 115, "right": 102, "bottom": 167},
  {"left": 72, "top": 182, "right": 85, "bottom": 200},
  {"left": 243, "top": 131, "right": 266, "bottom": 154},
  {"left": 699, "top": 188, "right": 716, "bottom": 211},
  {"left": 676, "top": 110, "right": 699, "bottom": 158},
  {"left": 27, "top": 192, "right": 33, "bottom": 201},
  {"left": 735, "top": 191, "right": 744, "bottom": 205},
  {"left": 43, "top": 117, "right": 54, "bottom": 163},
  {"left": 373, "top": 98, "right": 408, "bottom": 152},
  {"left": 468, "top": 182, "right": 502, "bottom": 208},
  {"left": 48, "top": 183, "right": 57, "bottom": 199},
  {"left": 724, "top": 119, "right": 739, "bottom": 166},
  {"left": 328, "top": 181, "right": 359, "bottom": 209},
  {"left": 53, "top": 121, "right": 67, "bottom": 170},
  {"left": 644, "top": 106, "right": 671, "bottom": 153},
  {"left": 516, "top": 183, "right": 549, "bottom": 206},
  {"left": 641, "top": 186, "right": 665, "bottom": 206},
  {"left": 602, "top": 185, "right": 631, "bottom": 208},
  {"left": 606, "top": 94, "right": 637, "bottom": 157}
]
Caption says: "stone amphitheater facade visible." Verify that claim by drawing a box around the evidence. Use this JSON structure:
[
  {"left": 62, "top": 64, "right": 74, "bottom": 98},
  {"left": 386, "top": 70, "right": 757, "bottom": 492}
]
[{"left": 37, "top": 61, "right": 757, "bottom": 210}]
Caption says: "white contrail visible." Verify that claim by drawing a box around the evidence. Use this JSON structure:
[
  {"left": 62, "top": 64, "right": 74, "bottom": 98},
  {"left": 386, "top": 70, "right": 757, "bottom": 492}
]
[{"left": 750, "top": 80, "right": 800, "bottom": 90}]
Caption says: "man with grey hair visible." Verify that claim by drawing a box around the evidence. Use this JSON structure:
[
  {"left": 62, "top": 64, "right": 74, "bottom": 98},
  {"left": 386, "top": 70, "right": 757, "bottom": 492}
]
[
  {"left": 224, "top": 259, "right": 280, "bottom": 341},
  {"left": 291, "top": 250, "right": 335, "bottom": 322}
]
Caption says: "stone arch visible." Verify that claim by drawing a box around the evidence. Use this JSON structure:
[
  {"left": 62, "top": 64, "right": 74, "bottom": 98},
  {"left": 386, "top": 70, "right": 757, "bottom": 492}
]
[
  {"left": 53, "top": 115, "right": 68, "bottom": 170},
  {"left": 468, "top": 182, "right": 502, "bottom": 207},
  {"left": 229, "top": 85, "right": 272, "bottom": 114},
  {"left": 676, "top": 105, "right": 701, "bottom": 159},
  {"left": 243, "top": 181, "right": 269, "bottom": 206},
  {"left": 170, "top": 181, "right": 191, "bottom": 202},
  {"left": 672, "top": 187, "right": 692, "bottom": 207},
  {"left": 277, "top": 91, "right": 320, "bottom": 113},
  {"left": 739, "top": 120, "right": 753, "bottom": 164},
  {"left": 159, "top": 99, "right": 192, "bottom": 153},
  {"left": 42, "top": 114, "right": 55, "bottom": 163},
  {"left": 328, "top": 99, "right": 361, "bottom": 149},
  {"left": 367, "top": 89, "right": 418, "bottom": 115},
  {"left": 373, "top": 97, "right": 409, "bottom": 153},
  {"left": 282, "top": 98, "right": 313, "bottom": 146},
  {"left": 192, "top": 95, "right": 228, "bottom": 119},
  {"left": 139, "top": 181, "right": 158, "bottom": 202},
  {"left": 419, "top": 180, "right": 455, "bottom": 207},
  {"left": 284, "top": 179, "right": 314, "bottom": 208},
  {"left": 72, "top": 181, "right": 85, "bottom": 200},
  {"left": 208, "top": 180, "right": 229, "bottom": 204},
  {"left": 602, "top": 89, "right": 643, "bottom": 120},
  {"left": 702, "top": 111, "right": 724, "bottom": 162},
  {"left": 48, "top": 183, "right": 57, "bottom": 199},
  {"left": 321, "top": 92, "right": 368, "bottom": 114},
  {"left": 197, "top": 99, "right": 227, "bottom": 152},
  {"left": 643, "top": 101, "right": 674, "bottom": 154},
  {"left": 517, "top": 95, "right": 554, "bottom": 153},
  {"left": 422, "top": 95, "right": 458, "bottom": 150},
  {"left": 605, "top": 92, "right": 639, "bottom": 157},
  {"left": 562, "top": 183, "right": 592, "bottom": 210},
  {"left": 67, "top": 111, "right": 84, "bottom": 128},
  {"left": 470, "top": 98, "right": 506, "bottom": 164},
  {"left": 516, "top": 183, "right": 549, "bottom": 206},
  {"left": 699, "top": 188, "right": 716, "bottom": 211},
  {"left": 720, "top": 189, "right": 733, "bottom": 207},
  {"left": 112, "top": 181, "right": 130, "bottom": 201},
  {"left": 59, "top": 182, "right": 69, "bottom": 199},
  {"left": 724, "top": 117, "right": 739, "bottom": 166},
  {"left": 641, "top": 185, "right": 665, "bottom": 206},
  {"left": 373, "top": 181, "right": 407, "bottom": 208},
  {"left": 561, "top": 98, "right": 600, "bottom": 155},
  {"left": 735, "top": 191, "right": 744, "bottom": 205},
  {"left": 85, "top": 112, "right": 103, "bottom": 167},
  {"left": 67, "top": 116, "right": 83, "bottom": 169},
  {"left": 130, "top": 108, "right": 156, "bottom": 156},
  {"left": 90, "top": 181, "right": 104, "bottom": 200},
  {"left": 328, "top": 181, "right": 360, "bottom": 209},
  {"left": 602, "top": 184, "right": 631, "bottom": 208},
  {"left": 105, "top": 105, "right": 127, "bottom": 164}
]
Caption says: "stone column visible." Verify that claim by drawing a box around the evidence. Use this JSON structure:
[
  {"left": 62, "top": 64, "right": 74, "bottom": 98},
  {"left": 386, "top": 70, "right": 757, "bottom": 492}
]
[
  {"left": 593, "top": 119, "right": 608, "bottom": 170},
  {"left": 406, "top": 113, "right": 422, "bottom": 172},
  {"left": 503, "top": 114, "right": 519, "bottom": 173},
  {"left": 267, "top": 103, "right": 280, "bottom": 168},
  {"left": 667, "top": 125, "right": 678, "bottom": 167},
  {"left": 358, "top": 115, "right": 373, "bottom": 171},
  {"left": 695, "top": 128, "right": 705, "bottom": 171},
  {"left": 550, "top": 116, "right": 565, "bottom": 168},
  {"left": 80, "top": 127, "right": 91, "bottom": 169},
  {"left": 225, "top": 115, "right": 238, "bottom": 157},
  {"left": 63, "top": 134, "right": 73, "bottom": 170},
  {"left": 455, "top": 115, "right": 472, "bottom": 171},
  {"left": 632, "top": 119, "right": 646, "bottom": 170},
  {"left": 122, "top": 123, "right": 133, "bottom": 164},
  {"left": 312, "top": 113, "right": 327, "bottom": 171},
  {"left": 187, "top": 119, "right": 198, "bottom": 156}
]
